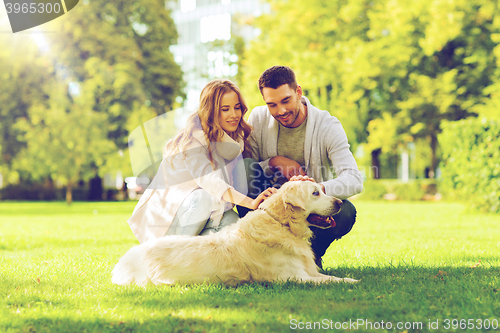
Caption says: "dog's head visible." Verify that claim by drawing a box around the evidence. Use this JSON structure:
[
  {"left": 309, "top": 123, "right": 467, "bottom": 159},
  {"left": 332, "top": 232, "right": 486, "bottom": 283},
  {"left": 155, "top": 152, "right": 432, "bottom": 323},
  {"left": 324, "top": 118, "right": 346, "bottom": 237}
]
[{"left": 259, "top": 181, "right": 342, "bottom": 238}]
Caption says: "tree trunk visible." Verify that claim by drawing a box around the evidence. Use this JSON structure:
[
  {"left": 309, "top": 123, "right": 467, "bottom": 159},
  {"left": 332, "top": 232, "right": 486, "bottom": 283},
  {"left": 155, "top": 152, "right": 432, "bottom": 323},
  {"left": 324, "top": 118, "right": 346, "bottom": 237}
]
[
  {"left": 88, "top": 173, "right": 103, "bottom": 201},
  {"left": 429, "top": 133, "right": 438, "bottom": 179},
  {"left": 371, "top": 148, "right": 381, "bottom": 179},
  {"left": 66, "top": 182, "right": 73, "bottom": 205}
]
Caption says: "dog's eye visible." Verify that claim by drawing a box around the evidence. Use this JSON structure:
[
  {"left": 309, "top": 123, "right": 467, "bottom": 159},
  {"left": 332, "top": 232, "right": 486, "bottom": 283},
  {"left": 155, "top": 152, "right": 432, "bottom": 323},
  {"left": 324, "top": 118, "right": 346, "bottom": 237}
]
[{"left": 312, "top": 190, "right": 320, "bottom": 196}]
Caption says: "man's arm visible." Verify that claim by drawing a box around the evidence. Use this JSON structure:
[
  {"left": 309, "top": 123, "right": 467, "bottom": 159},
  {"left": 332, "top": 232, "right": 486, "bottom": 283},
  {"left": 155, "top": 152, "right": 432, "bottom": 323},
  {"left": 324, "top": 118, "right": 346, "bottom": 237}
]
[
  {"left": 319, "top": 120, "right": 363, "bottom": 199},
  {"left": 268, "top": 156, "right": 306, "bottom": 179}
]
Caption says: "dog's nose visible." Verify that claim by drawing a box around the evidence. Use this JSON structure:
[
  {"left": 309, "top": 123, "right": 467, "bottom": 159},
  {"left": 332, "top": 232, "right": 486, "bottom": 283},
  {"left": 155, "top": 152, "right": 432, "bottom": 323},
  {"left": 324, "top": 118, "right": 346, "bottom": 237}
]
[{"left": 334, "top": 198, "right": 343, "bottom": 212}]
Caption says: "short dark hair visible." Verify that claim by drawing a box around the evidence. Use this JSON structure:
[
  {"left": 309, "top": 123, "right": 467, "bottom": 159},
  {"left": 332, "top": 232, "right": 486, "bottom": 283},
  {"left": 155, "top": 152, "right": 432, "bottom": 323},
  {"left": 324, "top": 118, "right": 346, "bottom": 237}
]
[{"left": 258, "top": 66, "right": 298, "bottom": 94}]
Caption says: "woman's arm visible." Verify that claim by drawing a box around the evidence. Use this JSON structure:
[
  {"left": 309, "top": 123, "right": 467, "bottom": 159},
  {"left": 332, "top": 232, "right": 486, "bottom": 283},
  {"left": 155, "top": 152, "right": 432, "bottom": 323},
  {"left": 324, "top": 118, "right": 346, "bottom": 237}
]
[
  {"left": 222, "top": 187, "right": 277, "bottom": 210},
  {"left": 182, "top": 143, "right": 277, "bottom": 210}
]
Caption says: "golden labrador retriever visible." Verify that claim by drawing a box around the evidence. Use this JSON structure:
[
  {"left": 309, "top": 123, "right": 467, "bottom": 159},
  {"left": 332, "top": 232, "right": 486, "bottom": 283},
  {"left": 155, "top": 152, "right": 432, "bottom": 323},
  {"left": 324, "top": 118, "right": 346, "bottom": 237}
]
[{"left": 112, "top": 181, "right": 358, "bottom": 286}]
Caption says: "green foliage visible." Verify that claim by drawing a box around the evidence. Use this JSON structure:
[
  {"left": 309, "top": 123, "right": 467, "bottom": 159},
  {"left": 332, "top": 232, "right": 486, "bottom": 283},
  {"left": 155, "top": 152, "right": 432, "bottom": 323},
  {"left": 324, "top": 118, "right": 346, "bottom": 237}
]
[
  {"left": 0, "top": 184, "right": 123, "bottom": 201},
  {"left": 0, "top": 184, "right": 87, "bottom": 201},
  {"left": 56, "top": 0, "right": 184, "bottom": 118},
  {"left": 439, "top": 117, "right": 500, "bottom": 213},
  {"left": 14, "top": 79, "right": 115, "bottom": 181},
  {"left": 1, "top": 201, "right": 499, "bottom": 332},
  {"left": 241, "top": 0, "right": 500, "bottom": 175},
  {"left": 358, "top": 179, "right": 387, "bottom": 200},
  {"left": 0, "top": 59, "right": 51, "bottom": 181},
  {"left": 0, "top": 0, "right": 183, "bottom": 201},
  {"left": 358, "top": 179, "right": 438, "bottom": 200},
  {"left": 392, "top": 181, "right": 426, "bottom": 201}
]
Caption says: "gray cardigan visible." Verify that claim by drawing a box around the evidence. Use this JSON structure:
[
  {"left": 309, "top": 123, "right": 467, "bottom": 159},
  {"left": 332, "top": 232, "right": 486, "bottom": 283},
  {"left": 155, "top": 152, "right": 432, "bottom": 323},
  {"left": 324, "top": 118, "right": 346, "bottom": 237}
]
[{"left": 248, "top": 96, "right": 363, "bottom": 199}]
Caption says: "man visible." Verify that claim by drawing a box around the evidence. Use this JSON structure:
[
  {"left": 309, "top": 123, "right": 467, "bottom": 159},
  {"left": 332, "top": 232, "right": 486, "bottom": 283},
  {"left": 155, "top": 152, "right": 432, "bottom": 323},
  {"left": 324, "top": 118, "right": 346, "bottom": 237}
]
[{"left": 245, "top": 65, "right": 363, "bottom": 268}]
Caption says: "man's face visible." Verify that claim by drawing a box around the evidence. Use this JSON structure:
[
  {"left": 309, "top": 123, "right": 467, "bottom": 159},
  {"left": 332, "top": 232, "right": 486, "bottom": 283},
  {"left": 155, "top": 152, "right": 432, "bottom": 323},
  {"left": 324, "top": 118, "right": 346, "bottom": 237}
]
[{"left": 262, "top": 84, "right": 303, "bottom": 128}]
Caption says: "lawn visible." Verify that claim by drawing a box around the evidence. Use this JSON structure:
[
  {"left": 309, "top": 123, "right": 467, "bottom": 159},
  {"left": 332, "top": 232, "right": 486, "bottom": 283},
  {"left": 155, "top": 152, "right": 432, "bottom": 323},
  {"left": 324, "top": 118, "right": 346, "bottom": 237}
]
[{"left": 1, "top": 200, "right": 499, "bottom": 332}]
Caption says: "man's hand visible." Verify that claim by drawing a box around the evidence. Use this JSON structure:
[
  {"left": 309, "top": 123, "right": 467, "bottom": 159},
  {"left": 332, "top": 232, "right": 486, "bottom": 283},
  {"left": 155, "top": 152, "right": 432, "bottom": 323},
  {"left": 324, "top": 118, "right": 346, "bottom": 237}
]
[
  {"left": 269, "top": 156, "right": 306, "bottom": 180},
  {"left": 290, "top": 175, "right": 326, "bottom": 193}
]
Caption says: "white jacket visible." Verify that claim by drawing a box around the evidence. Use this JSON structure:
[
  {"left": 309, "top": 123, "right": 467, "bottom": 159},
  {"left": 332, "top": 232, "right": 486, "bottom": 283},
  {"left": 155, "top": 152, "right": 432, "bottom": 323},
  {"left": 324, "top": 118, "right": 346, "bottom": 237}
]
[{"left": 127, "top": 130, "right": 244, "bottom": 243}]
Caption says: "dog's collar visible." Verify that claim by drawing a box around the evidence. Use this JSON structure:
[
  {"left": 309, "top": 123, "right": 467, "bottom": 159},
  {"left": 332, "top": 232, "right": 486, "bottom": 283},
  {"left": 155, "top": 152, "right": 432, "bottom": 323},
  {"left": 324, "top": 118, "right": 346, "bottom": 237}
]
[{"left": 258, "top": 206, "right": 279, "bottom": 221}]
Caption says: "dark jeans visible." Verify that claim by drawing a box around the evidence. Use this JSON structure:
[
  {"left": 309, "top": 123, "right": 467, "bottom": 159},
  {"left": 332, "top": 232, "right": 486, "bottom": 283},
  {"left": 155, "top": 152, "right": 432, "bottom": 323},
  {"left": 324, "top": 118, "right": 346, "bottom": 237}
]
[{"left": 237, "top": 158, "right": 357, "bottom": 260}]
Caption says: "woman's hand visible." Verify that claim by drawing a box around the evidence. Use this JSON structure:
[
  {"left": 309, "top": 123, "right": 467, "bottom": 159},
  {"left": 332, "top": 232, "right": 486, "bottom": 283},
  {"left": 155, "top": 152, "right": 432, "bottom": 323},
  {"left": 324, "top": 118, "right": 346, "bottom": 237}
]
[{"left": 250, "top": 187, "right": 277, "bottom": 210}]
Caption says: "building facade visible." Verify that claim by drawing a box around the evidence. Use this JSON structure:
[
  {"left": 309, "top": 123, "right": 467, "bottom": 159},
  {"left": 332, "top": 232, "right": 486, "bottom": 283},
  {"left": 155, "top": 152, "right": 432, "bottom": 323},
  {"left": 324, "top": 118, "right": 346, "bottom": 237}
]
[{"left": 169, "top": 0, "right": 267, "bottom": 114}]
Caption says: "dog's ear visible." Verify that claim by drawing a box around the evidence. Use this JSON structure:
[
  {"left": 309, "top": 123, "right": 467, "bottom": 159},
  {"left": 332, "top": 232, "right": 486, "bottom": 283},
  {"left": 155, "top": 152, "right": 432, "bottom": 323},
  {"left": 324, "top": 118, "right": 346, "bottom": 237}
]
[{"left": 282, "top": 188, "right": 306, "bottom": 211}]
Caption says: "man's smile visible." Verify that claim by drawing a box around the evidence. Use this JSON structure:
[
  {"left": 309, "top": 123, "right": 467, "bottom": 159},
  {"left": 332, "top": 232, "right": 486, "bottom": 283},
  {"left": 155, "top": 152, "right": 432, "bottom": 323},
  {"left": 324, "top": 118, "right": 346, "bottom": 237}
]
[{"left": 278, "top": 112, "right": 292, "bottom": 122}]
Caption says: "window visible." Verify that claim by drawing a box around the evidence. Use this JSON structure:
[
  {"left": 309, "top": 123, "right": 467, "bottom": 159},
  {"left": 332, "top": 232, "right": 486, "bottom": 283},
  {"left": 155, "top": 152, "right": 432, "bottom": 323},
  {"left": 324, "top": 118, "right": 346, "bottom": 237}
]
[
  {"left": 180, "top": 0, "right": 195, "bottom": 12},
  {"left": 200, "top": 13, "right": 231, "bottom": 43}
]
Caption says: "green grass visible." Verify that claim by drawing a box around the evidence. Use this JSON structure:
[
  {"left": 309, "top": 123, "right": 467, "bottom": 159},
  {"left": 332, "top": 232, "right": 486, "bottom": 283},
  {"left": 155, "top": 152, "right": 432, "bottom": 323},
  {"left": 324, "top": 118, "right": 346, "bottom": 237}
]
[{"left": 1, "top": 200, "right": 499, "bottom": 332}]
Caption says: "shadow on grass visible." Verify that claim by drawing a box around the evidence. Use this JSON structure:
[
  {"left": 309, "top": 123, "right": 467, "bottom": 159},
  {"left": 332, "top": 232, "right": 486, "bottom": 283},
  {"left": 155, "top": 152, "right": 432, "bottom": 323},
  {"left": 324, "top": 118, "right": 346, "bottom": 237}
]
[
  {"left": 105, "top": 265, "right": 500, "bottom": 311},
  {"left": 5, "top": 316, "right": 274, "bottom": 333},
  {"left": 3, "top": 266, "right": 500, "bottom": 333},
  {"left": 324, "top": 265, "right": 500, "bottom": 285}
]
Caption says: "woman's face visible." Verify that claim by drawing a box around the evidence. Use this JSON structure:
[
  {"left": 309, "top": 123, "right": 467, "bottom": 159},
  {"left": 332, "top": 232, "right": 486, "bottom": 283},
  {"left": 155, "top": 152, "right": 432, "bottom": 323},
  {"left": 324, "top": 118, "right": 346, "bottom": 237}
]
[{"left": 219, "top": 90, "right": 242, "bottom": 134}]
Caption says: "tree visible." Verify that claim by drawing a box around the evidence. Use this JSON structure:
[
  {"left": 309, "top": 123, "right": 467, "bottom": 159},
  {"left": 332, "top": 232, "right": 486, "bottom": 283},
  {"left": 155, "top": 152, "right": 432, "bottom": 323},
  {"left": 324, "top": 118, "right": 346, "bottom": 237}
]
[
  {"left": 0, "top": 50, "right": 54, "bottom": 183},
  {"left": 0, "top": 0, "right": 184, "bottom": 202},
  {"left": 52, "top": 0, "right": 184, "bottom": 148},
  {"left": 13, "top": 78, "right": 116, "bottom": 204},
  {"left": 241, "top": 0, "right": 500, "bottom": 179}
]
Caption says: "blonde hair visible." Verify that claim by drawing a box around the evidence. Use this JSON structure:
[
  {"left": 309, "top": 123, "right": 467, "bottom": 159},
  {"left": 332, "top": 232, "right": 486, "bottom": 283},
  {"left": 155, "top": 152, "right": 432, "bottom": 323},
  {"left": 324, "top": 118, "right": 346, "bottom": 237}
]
[{"left": 163, "top": 79, "right": 252, "bottom": 167}]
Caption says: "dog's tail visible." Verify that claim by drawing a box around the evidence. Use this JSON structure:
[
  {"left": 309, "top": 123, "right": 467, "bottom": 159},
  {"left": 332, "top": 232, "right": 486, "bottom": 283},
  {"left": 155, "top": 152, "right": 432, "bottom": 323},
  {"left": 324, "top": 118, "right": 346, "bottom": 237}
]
[{"left": 111, "top": 245, "right": 149, "bottom": 286}]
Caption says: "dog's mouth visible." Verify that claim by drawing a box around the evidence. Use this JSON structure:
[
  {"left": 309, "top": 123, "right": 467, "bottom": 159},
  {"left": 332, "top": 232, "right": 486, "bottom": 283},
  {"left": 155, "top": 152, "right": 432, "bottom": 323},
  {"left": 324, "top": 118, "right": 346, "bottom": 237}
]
[{"left": 307, "top": 214, "right": 336, "bottom": 229}]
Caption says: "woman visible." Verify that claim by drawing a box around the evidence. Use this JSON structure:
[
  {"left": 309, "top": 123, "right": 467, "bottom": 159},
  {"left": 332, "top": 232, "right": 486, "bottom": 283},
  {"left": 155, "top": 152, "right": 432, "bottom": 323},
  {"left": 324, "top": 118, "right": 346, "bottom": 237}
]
[{"left": 128, "top": 79, "right": 275, "bottom": 243}]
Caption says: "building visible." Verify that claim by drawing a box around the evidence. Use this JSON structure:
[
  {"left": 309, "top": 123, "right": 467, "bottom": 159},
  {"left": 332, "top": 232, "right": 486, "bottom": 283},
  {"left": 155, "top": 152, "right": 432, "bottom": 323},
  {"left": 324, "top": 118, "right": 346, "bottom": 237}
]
[{"left": 169, "top": 0, "right": 268, "bottom": 114}]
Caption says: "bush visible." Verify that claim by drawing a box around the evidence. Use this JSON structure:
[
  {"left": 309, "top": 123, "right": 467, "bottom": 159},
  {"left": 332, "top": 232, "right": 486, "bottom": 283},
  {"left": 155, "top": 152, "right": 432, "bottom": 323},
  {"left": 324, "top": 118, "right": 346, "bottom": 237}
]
[
  {"left": 359, "top": 179, "right": 387, "bottom": 200},
  {"left": 392, "top": 181, "right": 426, "bottom": 201},
  {"left": 0, "top": 184, "right": 125, "bottom": 201},
  {"left": 0, "top": 184, "right": 61, "bottom": 200},
  {"left": 358, "top": 179, "right": 439, "bottom": 201},
  {"left": 0, "top": 184, "right": 88, "bottom": 201},
  {"left": 439, "top": 118, "right": 500, "bottom": 213}
]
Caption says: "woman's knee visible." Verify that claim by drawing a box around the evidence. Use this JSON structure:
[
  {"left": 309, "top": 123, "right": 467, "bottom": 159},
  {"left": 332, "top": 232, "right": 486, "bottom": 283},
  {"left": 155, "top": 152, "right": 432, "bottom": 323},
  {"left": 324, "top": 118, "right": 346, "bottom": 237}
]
[
  {"left": 169, "top": 189, "right": 213, "bottom": 236},
  {"left": 186, "top": 189, "right": 213, "bottom": 210},
  {"left": 218, "top": 209, "right": 239, "bottom": 229}
]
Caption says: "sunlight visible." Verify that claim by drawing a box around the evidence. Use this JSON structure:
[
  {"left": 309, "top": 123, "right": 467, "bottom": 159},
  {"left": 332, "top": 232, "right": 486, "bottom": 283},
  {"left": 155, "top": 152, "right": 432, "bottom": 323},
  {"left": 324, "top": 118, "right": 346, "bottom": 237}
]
[
  {"left": 29, "top": 30, "right": 51, "bottom": 53},
  {"left": 0, "top": 15, "right": 10, "bottom": 31},
  {"left": 0, "top": 23, "right": 54, "bottom": 61}
]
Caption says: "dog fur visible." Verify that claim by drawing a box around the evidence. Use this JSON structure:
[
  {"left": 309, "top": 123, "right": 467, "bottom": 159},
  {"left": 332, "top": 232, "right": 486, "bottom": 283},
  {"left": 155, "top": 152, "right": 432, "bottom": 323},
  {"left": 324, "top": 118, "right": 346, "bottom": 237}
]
[{"left": 112, "top": 181, "right": 358, "bottom": 286}]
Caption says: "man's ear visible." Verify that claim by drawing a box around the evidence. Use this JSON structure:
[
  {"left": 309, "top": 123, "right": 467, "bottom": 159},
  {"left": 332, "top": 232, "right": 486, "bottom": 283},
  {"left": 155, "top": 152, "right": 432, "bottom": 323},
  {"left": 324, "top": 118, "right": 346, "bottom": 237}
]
[{"left": 296, "top": 84, "right": 303, "bottom": 99}]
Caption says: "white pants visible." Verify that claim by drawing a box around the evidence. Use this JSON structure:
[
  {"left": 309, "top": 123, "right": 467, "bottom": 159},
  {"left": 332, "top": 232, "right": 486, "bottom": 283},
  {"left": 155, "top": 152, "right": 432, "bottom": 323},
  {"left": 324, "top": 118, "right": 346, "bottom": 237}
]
[{"left": 166, "top": 189, "right": 239, "bottom": 236}]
